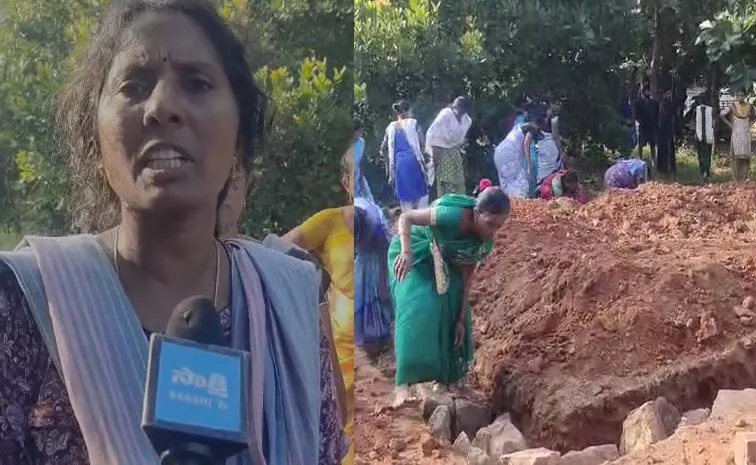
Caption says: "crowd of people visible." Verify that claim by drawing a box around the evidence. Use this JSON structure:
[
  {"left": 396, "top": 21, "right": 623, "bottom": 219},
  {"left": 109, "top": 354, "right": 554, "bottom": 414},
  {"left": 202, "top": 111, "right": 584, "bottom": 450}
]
[
  {"left": 352, "top": 83, "right": 756, "bottom": 409},
  {"left": 627, "top": 84, "right": 756, "bottom": 182},
  {"left": 352, "top": 95, "right": 602, "bottom": 409}
]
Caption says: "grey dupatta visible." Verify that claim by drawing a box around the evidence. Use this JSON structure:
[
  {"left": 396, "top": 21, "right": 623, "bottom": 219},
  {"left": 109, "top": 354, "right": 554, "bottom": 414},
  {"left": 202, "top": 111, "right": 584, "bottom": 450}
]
[{"left": 0, "top": 234, "right": 320, "bottom": 465}]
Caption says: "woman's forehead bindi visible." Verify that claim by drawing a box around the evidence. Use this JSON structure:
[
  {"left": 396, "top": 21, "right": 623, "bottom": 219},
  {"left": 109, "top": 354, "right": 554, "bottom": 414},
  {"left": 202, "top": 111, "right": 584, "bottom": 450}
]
[{"left": 115, "top": 11, "right": 217, "bottom": 67}]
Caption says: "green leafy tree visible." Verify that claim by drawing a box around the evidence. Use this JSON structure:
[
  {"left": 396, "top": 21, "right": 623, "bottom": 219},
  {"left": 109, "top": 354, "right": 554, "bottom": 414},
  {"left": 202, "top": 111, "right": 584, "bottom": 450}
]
[
  {"left": 697, "top": 2, "right": 756, "bottom": 92},
  {"left": 0, "top": 0, "right": 353, "bottom": 237},
  {"left": 355, "top": 0, "right": 641, "bottom": 192}
]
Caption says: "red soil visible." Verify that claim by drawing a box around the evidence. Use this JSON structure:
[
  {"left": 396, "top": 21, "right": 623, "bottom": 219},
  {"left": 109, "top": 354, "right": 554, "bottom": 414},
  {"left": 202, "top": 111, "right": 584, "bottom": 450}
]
[
  {"left": 355, "top": 182, "right": 756, "bottom": 461},
  {"left": 471, "top": 182, "right": 756, "bottom": 451}
]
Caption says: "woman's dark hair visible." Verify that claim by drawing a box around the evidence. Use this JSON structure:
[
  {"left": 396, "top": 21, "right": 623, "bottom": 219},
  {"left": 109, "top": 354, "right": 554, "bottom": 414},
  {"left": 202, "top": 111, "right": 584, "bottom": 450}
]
[
  {"left": 354, "top": 118, "right": 361, "bottom": 130},
  {"left": 58, "top": 0, "right": 267, "bottom": 233},
  {"left": 562, "top": 170, "right": 579, "bottom": 185},
  {"left": 392, "top": 99, "right": 411, "bottom": 116},
  {"left": 475, "top": 187, "right": 511, "bottom": 215}
]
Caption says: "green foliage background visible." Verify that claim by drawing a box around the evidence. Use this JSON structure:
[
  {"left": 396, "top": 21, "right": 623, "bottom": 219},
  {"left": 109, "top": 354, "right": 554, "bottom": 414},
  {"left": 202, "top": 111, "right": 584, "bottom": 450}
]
[
  {"left": 0, "top": 0, "right": 353, "bottom": 237},
  {"left": 2, "top": 0, "right": 755, "bottom": 235},
  {"left": 354, "top": 0, "right": 756, "bottom": 196}
]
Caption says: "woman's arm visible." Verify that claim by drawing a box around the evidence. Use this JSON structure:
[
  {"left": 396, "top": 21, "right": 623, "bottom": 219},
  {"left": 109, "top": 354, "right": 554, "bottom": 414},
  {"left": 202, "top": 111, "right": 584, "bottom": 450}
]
[
  {"left": 552, "top": 118, "right": 564, "bottom": 155},
  {"left": 387, "top": 139, "right": 396, "bottom": 184},
  {"left": 396, "top": 208, "right": 434, "bottom": 253},
  {"left": 282, "top": 227, "right": 306, "bottom": 250},
  {"left": 282, "top": 209, "right": 336, "bottom": 252},
  {"left": 523, "top": 132, "right": 534, "bottom": 176},
  {"left": 460, "top": 264, "right": 476, "bottom": 322},
  {"left": 720, "top": 107, "right": 733, "bottom": 129},
  {"left": 380, "top": 131, "right": 390, "bottom": 176},
  {"left": 417, "top": 122, "right": 426, "bottom": 154}
]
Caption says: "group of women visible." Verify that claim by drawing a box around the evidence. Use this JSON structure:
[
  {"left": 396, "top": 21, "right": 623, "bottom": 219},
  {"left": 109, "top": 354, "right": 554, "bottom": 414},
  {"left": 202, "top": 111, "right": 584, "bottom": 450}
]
[
  {"left": 494, "top": 107, "right": 565, "bottom": 200},
  {"left": 356, "top": 101, "right": 513, "bottom": 408},
  {"left": 378, "top": 97, "right": 473, "bottom": 211}
]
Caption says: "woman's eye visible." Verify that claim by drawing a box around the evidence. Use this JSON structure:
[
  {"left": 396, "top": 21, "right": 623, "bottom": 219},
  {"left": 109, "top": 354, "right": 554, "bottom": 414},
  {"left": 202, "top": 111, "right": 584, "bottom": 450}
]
[
  {"left": 119, "top": 81, "right": 150, "bottom": 99},
  {"left": 185, "top": 77, "right": 213, "bottom": 94}
]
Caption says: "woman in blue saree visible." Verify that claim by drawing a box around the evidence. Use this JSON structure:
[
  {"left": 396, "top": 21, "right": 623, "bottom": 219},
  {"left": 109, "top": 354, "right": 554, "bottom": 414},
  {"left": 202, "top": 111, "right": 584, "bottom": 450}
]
[
  {"left": 354, "top": 195, "right": 393, "bottom": 352},
  {"left": 0, "top": 1, "right": 346, "bottom": 464}
]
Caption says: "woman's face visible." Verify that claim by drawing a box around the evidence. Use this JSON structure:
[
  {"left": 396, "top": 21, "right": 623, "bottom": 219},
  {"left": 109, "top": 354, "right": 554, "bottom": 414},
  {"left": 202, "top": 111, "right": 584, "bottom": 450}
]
[
  {"left": 97, "top": 10, "right": 240, "bottom": 217},
  {"left": 473, "top": 209, "right": 508, "bottom": 240}
]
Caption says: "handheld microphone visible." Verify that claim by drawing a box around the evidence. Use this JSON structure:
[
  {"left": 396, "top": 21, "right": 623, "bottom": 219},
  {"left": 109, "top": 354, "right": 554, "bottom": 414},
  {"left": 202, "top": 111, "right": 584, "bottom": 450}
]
[{"left": 142, "top": 296, "right": 250, "bottom": 465}]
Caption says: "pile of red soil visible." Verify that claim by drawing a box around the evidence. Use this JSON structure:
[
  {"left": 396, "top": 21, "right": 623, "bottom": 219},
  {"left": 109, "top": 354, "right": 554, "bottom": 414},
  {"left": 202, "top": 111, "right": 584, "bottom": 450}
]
[{"left": 470, "top": 182, "right": 756, "bottom": 452}]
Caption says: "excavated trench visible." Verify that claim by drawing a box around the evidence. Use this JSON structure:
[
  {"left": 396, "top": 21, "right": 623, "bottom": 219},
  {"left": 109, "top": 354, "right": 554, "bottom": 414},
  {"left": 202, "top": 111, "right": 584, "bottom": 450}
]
[{"left": 487, "top": 335, "right": 756, "bottom": 454}]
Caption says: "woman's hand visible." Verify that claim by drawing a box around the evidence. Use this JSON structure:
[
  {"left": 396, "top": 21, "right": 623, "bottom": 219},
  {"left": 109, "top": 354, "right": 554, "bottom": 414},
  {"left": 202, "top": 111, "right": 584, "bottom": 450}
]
[
  {"left": 393, "top": 250, "right": 413, "bottom": 281},
  {"left": 454, "top": 320, "right": 465, "bottom": 348}
]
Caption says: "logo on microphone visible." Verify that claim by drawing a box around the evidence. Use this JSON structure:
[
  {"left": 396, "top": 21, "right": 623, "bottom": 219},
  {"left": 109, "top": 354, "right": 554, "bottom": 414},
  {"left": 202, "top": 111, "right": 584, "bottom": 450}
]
[
  {"left": 171, "top": 368, "right": 229, "bottom": 398},
  {"left": 154, "top": 341, "right": 243, "bottom": 433}
]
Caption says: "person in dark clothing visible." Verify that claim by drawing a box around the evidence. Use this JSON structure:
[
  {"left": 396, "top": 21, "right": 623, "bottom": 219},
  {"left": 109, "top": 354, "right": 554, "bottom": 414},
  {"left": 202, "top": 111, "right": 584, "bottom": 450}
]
[
  {"left": 657, "top": 89, "right": 677, "bottom": 177},
  {"left": 635, "top": 87, "right": 659, "bottom": 166},
  {"left": 693, "top": 93, "right": 715, "bottom": 180}
]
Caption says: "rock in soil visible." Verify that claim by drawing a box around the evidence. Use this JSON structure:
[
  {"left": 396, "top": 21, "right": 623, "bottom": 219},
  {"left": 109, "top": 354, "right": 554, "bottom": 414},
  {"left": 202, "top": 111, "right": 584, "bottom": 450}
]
[
  {"left": 732, "top": 431, "right": 756, "bottom": 465},
  {"left": 620, "top": 401, "right": 668, "bottom": 454},
  {"left": 423, "top": 393, "right": 455, "bottom": 422},
  {"left": 677, "top": 408, "right": 710, "bottom": 428},
  {"left": 653, "top": 397, "right": 682, "bottom": 436},
  {"left": 453, "top": 432, "right": 471, "bottom": 457},
  {"left": 607, "top": 404, "right": 756, "bottom": 465},
  {"left": 455, "top": 397, "right": 491, "bottom": 439},
  {"left": 472, "top": 413, "right": 528, "bottom": 458},
  {"left": 561, "top": 444, "right": 620, "bottom": 465},
  {"left": 498, "top": 447, "right": 560, "bottom": 465},
  {"left": 428, "top": 405, "right": 452, "bottom": 444},
  {"left": 711, "top": 389, "right": 756, "bottom": 420},
  {"left": 467, "top": 446, "right": 494, "bottom": 465}
]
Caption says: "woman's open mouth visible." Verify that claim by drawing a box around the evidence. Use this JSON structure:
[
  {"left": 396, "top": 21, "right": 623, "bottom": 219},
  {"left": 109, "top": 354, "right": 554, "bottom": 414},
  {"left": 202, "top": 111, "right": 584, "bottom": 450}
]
[
  {"left": 140, "top": 148, "right": 194, "bottom": 183},
  {"left": 144, "top": 149, "right": 190, "bottom": 169}
]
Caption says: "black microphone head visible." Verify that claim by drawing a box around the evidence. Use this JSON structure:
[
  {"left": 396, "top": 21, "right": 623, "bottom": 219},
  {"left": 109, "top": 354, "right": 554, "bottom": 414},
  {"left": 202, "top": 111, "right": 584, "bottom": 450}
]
[{"left": 165, "top": 296, "right": 225, "bottom": 346}]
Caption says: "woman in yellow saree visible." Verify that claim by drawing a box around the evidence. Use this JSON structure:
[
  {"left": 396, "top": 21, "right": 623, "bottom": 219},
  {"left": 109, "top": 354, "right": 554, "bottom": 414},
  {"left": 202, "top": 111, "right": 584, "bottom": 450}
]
[{"left": 284, "top": 146, "right": 355, "bottom": 465}]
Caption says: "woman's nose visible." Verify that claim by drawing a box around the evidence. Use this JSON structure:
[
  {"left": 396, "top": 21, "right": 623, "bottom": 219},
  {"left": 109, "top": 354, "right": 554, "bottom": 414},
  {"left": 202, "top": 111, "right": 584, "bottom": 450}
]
[{"left": 142, "top": 78, "right": 184, "bottom": 128}]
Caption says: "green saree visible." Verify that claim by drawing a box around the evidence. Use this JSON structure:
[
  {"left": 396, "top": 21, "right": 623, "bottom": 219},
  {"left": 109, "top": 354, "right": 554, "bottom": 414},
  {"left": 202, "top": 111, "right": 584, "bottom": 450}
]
[{"left": 388, "top": 194, "right": 493, "bottom": 386}]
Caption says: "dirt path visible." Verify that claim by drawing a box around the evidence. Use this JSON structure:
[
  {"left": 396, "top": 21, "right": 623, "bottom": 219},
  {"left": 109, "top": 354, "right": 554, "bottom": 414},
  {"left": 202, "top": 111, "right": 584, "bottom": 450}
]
[{"left": 354, "top": 348, "right": 465, "bottom": 465}]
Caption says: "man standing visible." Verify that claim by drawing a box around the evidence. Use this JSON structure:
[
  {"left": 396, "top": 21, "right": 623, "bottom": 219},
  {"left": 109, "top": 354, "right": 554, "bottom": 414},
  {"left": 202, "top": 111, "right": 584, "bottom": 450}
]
[
  {"left": 635, "top": 87, "right": 659, "bottom": 167},
  {"left": 694, "top": 94, "right": 715, "bottom": 180},
  {"left": 657, "top": 89, "right": 677, "bottom": 177},
  {"left": 425, "top": 96, "right": 473, "bottom": 198}
]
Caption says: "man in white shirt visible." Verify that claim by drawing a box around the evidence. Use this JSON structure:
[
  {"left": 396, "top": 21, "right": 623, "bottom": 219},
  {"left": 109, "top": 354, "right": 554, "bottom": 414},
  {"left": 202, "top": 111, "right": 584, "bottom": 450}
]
[
  {"left": 695, "top": 95, "right": 715, "bottom": 180},
  {"left": 424, "top": 96, "right": 473, "bottom": 198}
]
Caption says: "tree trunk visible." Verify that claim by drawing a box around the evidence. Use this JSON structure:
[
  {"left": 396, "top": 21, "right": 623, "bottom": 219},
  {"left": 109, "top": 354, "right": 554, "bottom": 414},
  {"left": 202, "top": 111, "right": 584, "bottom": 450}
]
[
  {"left": 711, "top": 65, "right": 721, "bottom": 143},
  {"left": 649, "top": 4, "right": 661, "bottom": 97}
]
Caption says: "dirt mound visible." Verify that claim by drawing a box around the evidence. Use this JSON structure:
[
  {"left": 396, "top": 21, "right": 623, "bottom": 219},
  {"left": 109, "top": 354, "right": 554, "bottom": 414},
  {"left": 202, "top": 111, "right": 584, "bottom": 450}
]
[{"left": 470, "top": 182, "right": 756, "bottom": 452}]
